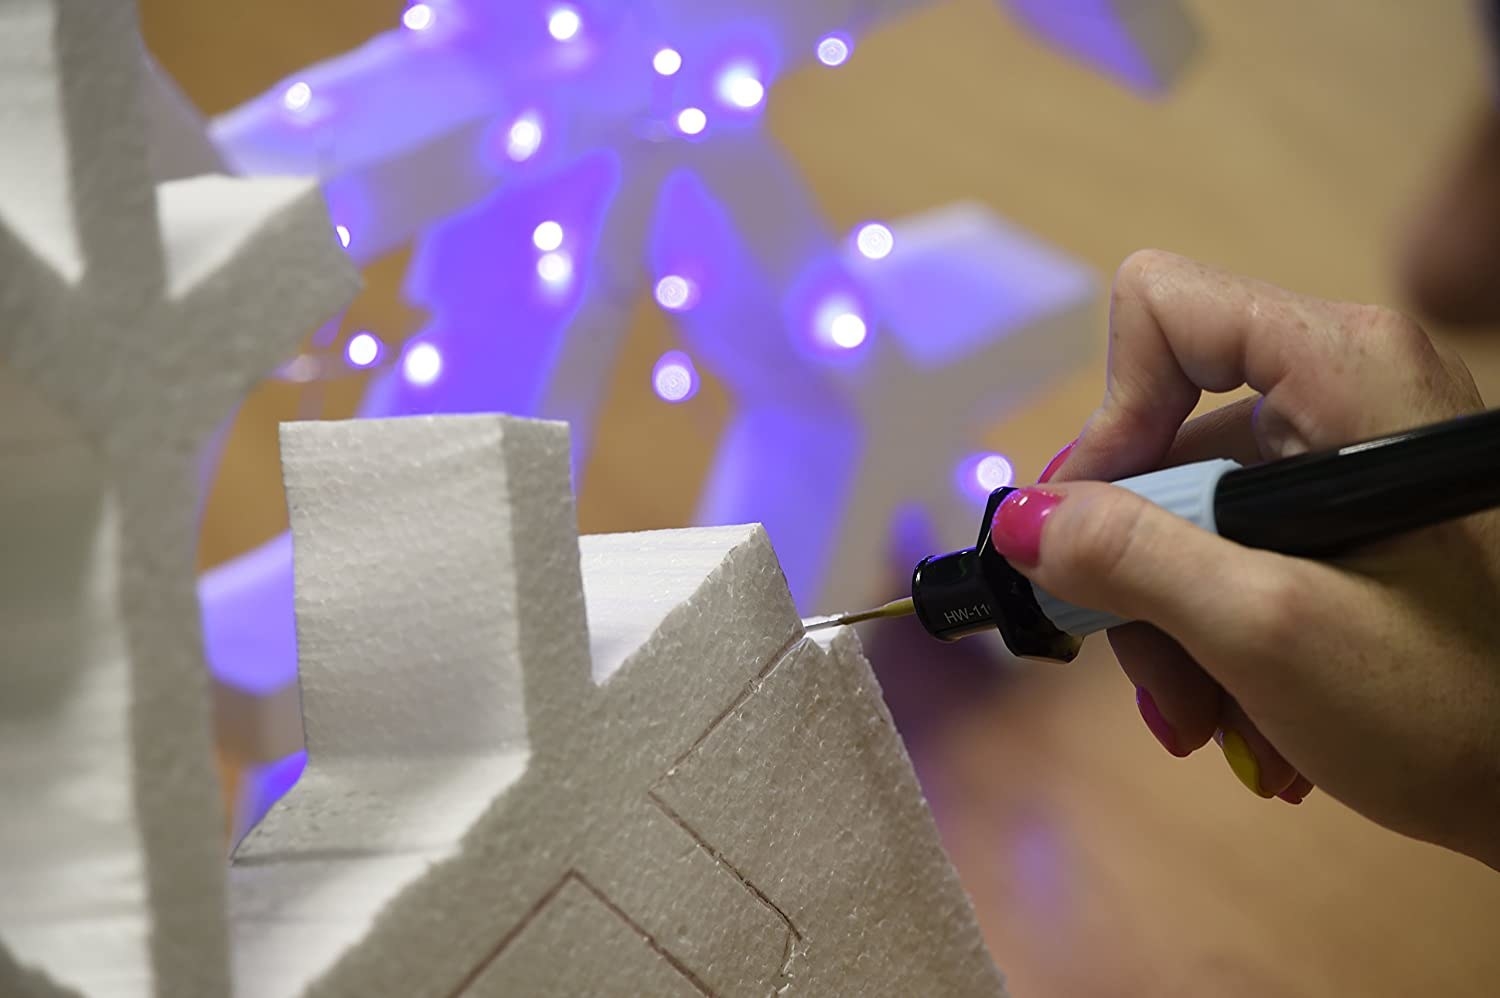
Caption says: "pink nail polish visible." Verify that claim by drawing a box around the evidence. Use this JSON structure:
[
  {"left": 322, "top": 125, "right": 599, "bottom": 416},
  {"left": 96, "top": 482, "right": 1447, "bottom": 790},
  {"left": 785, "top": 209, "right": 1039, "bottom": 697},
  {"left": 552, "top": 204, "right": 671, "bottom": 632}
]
[
  {"left": 1038, "top": 440, "right": 1077, "bottom": 484},
  {"left": 989, "top": 487, "right": 1062, "bottom": 566},
  {"left": 1135, "top": 686, "right": 1187, "bottom": 757}
]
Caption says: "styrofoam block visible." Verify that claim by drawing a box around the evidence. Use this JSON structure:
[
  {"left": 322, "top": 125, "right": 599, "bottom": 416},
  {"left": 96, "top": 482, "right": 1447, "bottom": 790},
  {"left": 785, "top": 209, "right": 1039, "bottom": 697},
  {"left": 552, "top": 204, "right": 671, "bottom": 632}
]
[
  {"left": 1003, "top": 0, "right": 1200, "bottom": 94},
  {"left": 0, "top": 1, "right": 358, "bottom": 994},
  {"left": 230, "top": 413, "right": 1005, "bottom": 996}
]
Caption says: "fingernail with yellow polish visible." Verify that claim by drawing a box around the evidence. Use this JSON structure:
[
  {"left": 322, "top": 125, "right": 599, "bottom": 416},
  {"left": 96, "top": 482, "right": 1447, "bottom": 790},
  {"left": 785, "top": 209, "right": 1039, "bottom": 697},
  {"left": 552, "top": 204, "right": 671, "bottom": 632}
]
[{"left": 1217, "top": 728, "right": 1273, "bottom": 798}]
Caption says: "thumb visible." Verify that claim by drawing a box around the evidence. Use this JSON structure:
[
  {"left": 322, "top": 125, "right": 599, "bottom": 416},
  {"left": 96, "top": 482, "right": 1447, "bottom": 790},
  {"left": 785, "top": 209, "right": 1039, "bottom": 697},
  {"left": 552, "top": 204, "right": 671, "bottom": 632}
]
[{"left": 990, "top": 482, "right": 1291, "bottom": 656}]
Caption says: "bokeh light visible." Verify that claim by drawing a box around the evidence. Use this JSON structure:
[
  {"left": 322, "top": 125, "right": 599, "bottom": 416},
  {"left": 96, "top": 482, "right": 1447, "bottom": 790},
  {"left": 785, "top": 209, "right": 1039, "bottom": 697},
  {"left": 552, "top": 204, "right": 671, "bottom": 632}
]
[
  {"left": 401, "top": 3, "right": 433, "bottom": 31},
  {"left": 717, "top": 66, "right": 766, "bottom": 110},
  {"left": 955, "top": 452, "right": 1016, "bottom": 500},
  {"left": 856, "top": 223, "right": 894, "bottom": 260},
  {"left": 654, "top": 274, "right": 695, "bottom": 311},
  {"left": 652, "top": 350, "right": 698, "bottom": 403},
  {"left": 507, "top": 113, "right": 543, "bottom": 161},
  {"left": 282, "top": 81, "right": 312, "bottom": 112},
  {"left": 653, "top": 48, "right": 683, "bottom": 76},
  {"left": 676, "top": 107, "right": 707, "bottom": 136},
  {"left": 829, "top": 312, "right": 867, "bottom": 349},
  {"left": 403, "top": 342, "right": 442, "bottom": 386},
  {"left": 346, "top": 332, "right": 381, "bottom": 368},
  {"left": 532, "top": 220, "right": 564, "bottom": 252},
  {"left": 817, "top": 35, "right": 851, "bottom": 67},
  {"left": 537, "top": 250, "right": 574, "bottom": 287},
  {"left": 547, "top": 6, "right": 581, "bottom": 41}
]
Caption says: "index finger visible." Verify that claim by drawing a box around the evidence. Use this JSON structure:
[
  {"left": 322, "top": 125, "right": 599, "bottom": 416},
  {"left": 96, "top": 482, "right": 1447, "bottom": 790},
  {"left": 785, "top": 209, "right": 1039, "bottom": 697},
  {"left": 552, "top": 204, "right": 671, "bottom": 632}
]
[{"left": 1057, "top": 250, "right": 1355, "bottom": 483}]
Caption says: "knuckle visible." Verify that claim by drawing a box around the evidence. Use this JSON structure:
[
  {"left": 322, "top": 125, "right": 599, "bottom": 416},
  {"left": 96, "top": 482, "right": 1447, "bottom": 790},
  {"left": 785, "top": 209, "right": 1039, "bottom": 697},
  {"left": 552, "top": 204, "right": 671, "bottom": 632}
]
[
  {"left": 1238, "top": 565, "right": 1311, "bottom": 649},
  {"left": 1347, "top": 303, "right": 1436, "bottom": 360},
  {"left": 1112, "top": 249, "right": 1177, "bottom": 310}
]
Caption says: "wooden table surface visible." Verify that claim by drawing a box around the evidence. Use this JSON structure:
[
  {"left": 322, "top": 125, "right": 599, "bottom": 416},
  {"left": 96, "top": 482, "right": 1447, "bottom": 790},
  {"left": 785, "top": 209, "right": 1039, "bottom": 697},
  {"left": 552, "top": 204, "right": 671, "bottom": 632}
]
[{"left": 144, "top": 0, "right": 1500, "bottom": 993}]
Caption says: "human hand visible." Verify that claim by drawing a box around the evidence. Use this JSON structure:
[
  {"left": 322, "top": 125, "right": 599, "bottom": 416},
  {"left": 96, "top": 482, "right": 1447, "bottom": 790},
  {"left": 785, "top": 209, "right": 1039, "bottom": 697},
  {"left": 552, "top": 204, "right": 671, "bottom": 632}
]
[{"left": 990, "top": 250, "right": 1500, "bottom": 868}]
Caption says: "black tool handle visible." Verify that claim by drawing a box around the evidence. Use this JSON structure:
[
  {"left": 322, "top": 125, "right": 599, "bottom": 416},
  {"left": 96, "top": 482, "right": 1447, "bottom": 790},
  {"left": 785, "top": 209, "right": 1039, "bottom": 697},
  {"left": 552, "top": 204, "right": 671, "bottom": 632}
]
[{"left": 1213, "top": 407, "right": 1500, "bottom": 557}]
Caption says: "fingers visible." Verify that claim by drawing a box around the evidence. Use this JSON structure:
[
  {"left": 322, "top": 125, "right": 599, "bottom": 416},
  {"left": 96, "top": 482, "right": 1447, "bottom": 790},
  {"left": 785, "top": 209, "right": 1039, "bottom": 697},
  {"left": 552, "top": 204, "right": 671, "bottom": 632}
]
[
  {"left": 1216, "top": 698, "right": 1299, "bottom": 799},
  {"left": 1052, "top": 250, "right": 1472, "bottom": 486},
  {"left": 1110, "top": 623, "right": 1221, "bottom": 755},
  {"left": 989, "top": 478, "right": 1287, "bottom": 659},
  {"left": 1112, "top": 623, "right": 1317, "bottom": 805},
  {"left": 1161, "top": 395, "right": 1265, "bottom": 467},
  {"left": 1060, "top": 249, "right": 1352, "bottom": 482}
]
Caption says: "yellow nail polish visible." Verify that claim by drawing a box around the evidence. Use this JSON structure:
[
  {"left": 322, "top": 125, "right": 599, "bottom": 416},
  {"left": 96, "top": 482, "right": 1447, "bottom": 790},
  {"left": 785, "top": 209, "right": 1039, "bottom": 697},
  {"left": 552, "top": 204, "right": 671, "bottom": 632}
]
[{"left": 1219, "top": 729, "right": 1272, "bottom": 798}]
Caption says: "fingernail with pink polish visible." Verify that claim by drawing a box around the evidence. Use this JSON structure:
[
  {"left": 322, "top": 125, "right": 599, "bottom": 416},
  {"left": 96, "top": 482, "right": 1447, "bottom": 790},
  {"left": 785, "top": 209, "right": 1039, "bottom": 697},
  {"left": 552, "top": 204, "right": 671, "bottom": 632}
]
[
  {"left": 989, "top": 488, "right": 1062, "bottom": 566},
  {"left": 1136, "top": 686, "right": 1187, "bottom": 757},
  {"left": 1038, "top": 440, "right": 1077, "bottom": 484}
]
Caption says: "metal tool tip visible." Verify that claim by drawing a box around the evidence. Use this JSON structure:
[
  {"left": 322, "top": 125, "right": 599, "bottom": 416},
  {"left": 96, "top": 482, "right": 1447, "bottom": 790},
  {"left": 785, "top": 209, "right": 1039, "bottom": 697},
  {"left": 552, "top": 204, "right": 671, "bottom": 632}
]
[{"left": 801, "top": 596, "right": 916, "bottom": 632}]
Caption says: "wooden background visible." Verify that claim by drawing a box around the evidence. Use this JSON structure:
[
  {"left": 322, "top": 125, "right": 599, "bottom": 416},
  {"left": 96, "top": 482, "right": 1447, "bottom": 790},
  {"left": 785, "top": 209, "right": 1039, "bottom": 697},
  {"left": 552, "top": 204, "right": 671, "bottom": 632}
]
[{"left": 141, "top": 0, "right": 1500, "bottom": 994}]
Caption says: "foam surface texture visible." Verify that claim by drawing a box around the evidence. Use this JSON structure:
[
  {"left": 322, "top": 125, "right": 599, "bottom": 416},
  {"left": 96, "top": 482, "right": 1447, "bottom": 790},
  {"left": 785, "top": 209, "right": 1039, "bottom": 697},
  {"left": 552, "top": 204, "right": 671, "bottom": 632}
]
[
  {"left": 228, "top": 413, "right": 1007, "bottom": 997},
  {"left": 0, "top": 2, "right": 357, "bottom": 995}
]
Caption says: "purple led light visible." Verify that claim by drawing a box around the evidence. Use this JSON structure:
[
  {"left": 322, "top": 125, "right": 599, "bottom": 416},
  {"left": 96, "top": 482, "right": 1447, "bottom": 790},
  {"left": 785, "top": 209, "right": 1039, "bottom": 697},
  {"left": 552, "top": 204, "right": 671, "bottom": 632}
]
[
  {"left": 403, "top": 342, "right": 443, "bottom": 386},
  {"left": 346, "top": 331, "right": 381, "bottom": 368},
  {"left": 335, "top": 224, "right": 351, "bottom": 249},
  {"left": 716, "top": 65, "right": 765, "bottom": 110},
  {"left": 654, "top": 274, "right": 695, "bottom": 311},
  {"left": 536, "top": 250, "right": 573, "bottom": 287},
  {"left": 506, "top": 113, "right": 543, "bottom": 161},
  {"left": 282, "top": 81, "right": 312, "bottom": 113},
  {"left": 676, "top": 107, "right": 707, "bottom": 136},
  {"left": 653, "top": 48, "right": 683, "bottom": 76},
  {"left": 547, "top": 5, "right": 581, "bottom": 41},
  {"left": 813, "top": 297, "right": 868, "bottom": 351},
  {"left": 956, "top": 452, "right": 1015, "bottom": 500},
  {"left": 855, "top": 222, "right": 893, "bottom": 260},
  {"left": 532, "top": 220, "right": 564, "bottom": 251},
  {"left": 652, "top": 350, "right": 698, "bottom": 403},
  {"left": 401, "top": 3, "right": 433, "bottom": 31},
  {"left": 817, "top": 34, "right": 852, "bottom": 67}
]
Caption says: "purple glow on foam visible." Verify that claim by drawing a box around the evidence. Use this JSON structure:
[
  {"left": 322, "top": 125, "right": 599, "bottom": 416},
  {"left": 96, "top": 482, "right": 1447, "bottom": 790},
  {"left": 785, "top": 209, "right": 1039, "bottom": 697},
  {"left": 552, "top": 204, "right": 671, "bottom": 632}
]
[
  {"left": 357, "top": 150, "right": 621, "bottom": 434},
  {"left": 956, "top": 452, "right": 1015, "bottom": 501},
  {"left": 547, "top": 5, "right": 581, "bottom": 42},
  {"left": 817, "top": 34, "right": 852, "bottom": 67},
  {"left": 654, "top": 274, "right": 695, "bottom": 311},
  {"left": 653, "top": 48, "right": 682, "bottom": 76},
  {"left": 402, "top": 3, "right": 434, "bottom": 31},
  {"left": 403, "top": 342, "right": 443, "bottom": 385},
  {"left": 346, "top": 331, "right": 382, "bottom": 368},
  {"left": 652, "top": 351, "right": 698, "bottom": 403},
  {"left": 648, "top": 169, "right": 860, "bottom": 607},
  {"left": 856, "top": 222, "right": 893, "bottom": 260},
  {"left": 234, "top": 751, "right": 308, "bottom": 846},
  {"left": 676, "top": 107, "right": 707, "bottom": 136},
  {"left": 199, "top": 532, "right": 299, "bottom": 695}
]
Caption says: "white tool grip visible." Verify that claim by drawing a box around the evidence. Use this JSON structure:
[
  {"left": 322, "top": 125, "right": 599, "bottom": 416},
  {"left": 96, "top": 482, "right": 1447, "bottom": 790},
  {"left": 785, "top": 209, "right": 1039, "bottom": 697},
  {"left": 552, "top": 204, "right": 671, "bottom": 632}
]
[{"left": 1031, "top": 459, "right": 1242, "bottom": 637}]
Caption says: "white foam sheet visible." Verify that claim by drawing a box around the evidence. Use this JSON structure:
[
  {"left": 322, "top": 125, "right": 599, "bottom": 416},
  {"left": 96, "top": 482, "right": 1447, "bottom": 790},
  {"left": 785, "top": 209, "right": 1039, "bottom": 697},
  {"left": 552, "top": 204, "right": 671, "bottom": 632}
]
[
  {"left": 0, "top": 2, "right": 357, "bottom": 995},
  {"left": 230, "top": 413, "right": 1006, "bottom": 997}
]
